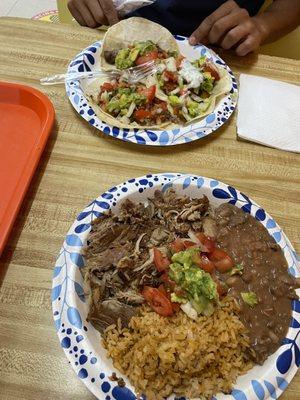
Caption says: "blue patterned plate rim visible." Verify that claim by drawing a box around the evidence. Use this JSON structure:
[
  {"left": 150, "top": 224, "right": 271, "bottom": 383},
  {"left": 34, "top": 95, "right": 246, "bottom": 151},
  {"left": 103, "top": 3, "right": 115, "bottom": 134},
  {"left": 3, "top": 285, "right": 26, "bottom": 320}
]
[
  {"left": 52, "top": 173, "right": 300, "bottom": 400},
  {"left": 65, "top": 38, "right": 238, "bottom": 146}
]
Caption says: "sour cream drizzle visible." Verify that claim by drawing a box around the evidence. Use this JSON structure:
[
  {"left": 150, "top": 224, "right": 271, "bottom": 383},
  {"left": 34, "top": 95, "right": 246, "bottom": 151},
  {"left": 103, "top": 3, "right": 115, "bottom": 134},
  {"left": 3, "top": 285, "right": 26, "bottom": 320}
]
[{"left": 179, "top": 59, "right": 203, "bottom": 89}]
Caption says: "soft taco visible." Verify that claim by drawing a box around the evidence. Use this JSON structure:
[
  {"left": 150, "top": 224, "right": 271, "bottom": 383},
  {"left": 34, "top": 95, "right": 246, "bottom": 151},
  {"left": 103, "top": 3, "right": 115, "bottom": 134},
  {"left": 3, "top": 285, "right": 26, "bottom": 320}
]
[
  {"left": 100, "top": 17, "right": 179, "bottom": 70},
  {"left": 85, "top": 18, "right": 231, "bottom": 130}
]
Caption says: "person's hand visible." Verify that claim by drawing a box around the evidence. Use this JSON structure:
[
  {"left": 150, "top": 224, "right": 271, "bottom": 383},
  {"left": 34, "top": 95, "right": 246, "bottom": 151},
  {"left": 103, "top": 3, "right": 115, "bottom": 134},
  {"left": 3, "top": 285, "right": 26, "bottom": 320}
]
[
  {"left": 189, "top": 0, "right": 267, "bottom": 56},
  {"left": 68, "top": 0, "right": 119, "bottom": 28}
]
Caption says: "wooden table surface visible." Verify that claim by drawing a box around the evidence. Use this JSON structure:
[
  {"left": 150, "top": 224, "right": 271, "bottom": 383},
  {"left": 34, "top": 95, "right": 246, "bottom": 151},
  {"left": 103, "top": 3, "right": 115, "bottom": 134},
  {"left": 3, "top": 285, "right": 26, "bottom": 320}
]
[{"left": 0, "top": 16, "right": 299, "bottom": 400}]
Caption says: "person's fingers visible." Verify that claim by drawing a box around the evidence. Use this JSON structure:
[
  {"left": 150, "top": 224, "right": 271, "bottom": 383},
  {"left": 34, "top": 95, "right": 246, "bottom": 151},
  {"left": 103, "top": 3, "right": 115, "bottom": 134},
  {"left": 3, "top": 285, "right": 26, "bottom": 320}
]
[
  {"left": 189, "top": 0, "right": 239, "bottom": 44},
  {"left": 208, "top": 8, "right": 249, "bottom": 44},
  {"left": 220, "top": 19, "right": 253, "bottom": 49},
  {"left": 73, "top": 0, "right": 98, "bottom": 27},
  {"left": 236, "top": 34, "right": 259, "bottom": 56},
  {"left": 68, "top": 1, "right": 86, "bottom": 26},
  {"left": 100, "top": 0, "right": 119, "bottom": 25},
  {"left": 85, "top": 0, "right": 107, "bottom": 25}
]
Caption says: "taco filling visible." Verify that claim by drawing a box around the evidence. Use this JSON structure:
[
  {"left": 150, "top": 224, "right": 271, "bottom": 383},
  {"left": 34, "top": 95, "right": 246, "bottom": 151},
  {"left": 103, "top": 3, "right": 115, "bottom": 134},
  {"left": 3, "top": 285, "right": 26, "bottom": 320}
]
[{"left": 94, "top": 40, "right": 223, "bottom": 126}]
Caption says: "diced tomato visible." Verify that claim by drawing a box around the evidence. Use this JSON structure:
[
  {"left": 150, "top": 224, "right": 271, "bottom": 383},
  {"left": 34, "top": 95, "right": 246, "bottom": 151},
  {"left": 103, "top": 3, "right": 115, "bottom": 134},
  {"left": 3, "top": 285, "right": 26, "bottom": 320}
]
[
  {"left": 210, "top": 274, "right": 228, "bottom": 297},
  {"left": 203, "top": 63, "right": 220, "bottom": 81},
  {"left": 137, "top": 85, "right": 156, "bottom": 103},
  {"left": 142, "top": 286, "right": 173, "bottom": 316},
  {"left": 158, "top": 50, "right": 168, "bottom": 59},
  {"left": 216, "top": 280, "right": 228, "bottom": 297},
  {"left": 192, "top": 252, "right": 215, "bottom": 273},
  {"left": 169, "top": 238, "right": 185, "bottom": 253},
  {"left": 209, "top": 248, "right": 234, "bottom": 273},
  {"left": 160, "top": 272, "right": 176, "bottom": 290},
  {"left": 157, "top": 284, "right": 180, "bottom": 312},
  {"left": 200, "top": 254, "right": 215, "bottom": 273},
  {"left": 100, "top": 82, "right": 115, "bottom": 92},
  {"left": 163, "top": 70, "right": 178, "bottom": 83},
  {"left": 134, "top": 109, "right": 151, "bottom": 121},
  {"left": 135, "top": 50, "right": 158, "bottom": 65},
  {"left": 158, "top": 284, "right": 168, "bottom": 296},
  {"left": 153, "top": 247, "right": 170, "bottom": 272},
  {"left": 196, "top": 233, "right": 215, "bottom": 253},
  {"left": 172, "top": 302, "right": 181, "bottom": 312},
  {"left": 183, "top": 240, "right": 197, "bottom": 249},
  {"left": 176, "top": 55, "right": 184, "bottom": 68}
]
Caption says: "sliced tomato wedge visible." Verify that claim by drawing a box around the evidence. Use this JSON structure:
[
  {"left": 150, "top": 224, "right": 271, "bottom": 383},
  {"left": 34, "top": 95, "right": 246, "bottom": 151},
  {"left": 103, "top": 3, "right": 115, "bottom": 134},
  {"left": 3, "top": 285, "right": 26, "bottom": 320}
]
[
  {"left": 135, "top": 50, "right": 158, "bottom": 65},
  {"left": 163, "top": 70, "right": 178, "bottom": 83},
  {"left": 158, "top": 284, "right": 180, "bottom": 312},
  {"left": 142, "top": 286, "right": 173, "bottom": 316},
  {"left": 203, "top": 63, "right": 220, "bottom": 81},
  {"left": 134, "top": 109, "right": 151, "bottom": 121},
  {"left": 137, "top": 85, "right": 156, "bottom": 103},
  {"left": 157, "top": 284, "right": 168, "bottom": 296},
  {"left": 160, "top": 272, "right": 176, "bottom": 290},
  {"left": 209, "top": 248, "right": 234, "bottom": 272},
  {"left": 200, "top": 254, "right": 215, "bottom": 273},
  {"left": 153, "top": 247, "right": 170, "bottom": 272},
  {"left": 100, "top": 82, "right": 115, "bottom": 93},
  {"left": 191, "top": 252, "right": 215, "bottom": 273},
  {"left": 171, "top": 302, "right": 181, "bottom": 312},
  {"left": 169, "top": 238, "right": 185, "bottom": 253},
  {"left": 196, "top": 232, "right": 215, "bottom": 253},
  {"left": 213, "top": 276, "right": 228, "bottom": 297}
]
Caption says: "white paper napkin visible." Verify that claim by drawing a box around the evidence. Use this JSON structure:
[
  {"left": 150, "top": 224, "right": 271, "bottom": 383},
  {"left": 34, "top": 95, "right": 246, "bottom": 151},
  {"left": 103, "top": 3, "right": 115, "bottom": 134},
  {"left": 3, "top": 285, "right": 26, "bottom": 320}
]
[
  {"left": 113, "top": 0, "right": 155, "bottom": 16},
  {"left": 237, "top": 74, "right": 300, "bottom": 153}
]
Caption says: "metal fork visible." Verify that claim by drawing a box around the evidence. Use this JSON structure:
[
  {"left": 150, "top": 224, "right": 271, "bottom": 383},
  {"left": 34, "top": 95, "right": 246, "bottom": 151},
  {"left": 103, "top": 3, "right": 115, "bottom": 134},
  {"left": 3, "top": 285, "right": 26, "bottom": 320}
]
[{"left": 40, "top": 61, "right": 157, "bottom": 85}]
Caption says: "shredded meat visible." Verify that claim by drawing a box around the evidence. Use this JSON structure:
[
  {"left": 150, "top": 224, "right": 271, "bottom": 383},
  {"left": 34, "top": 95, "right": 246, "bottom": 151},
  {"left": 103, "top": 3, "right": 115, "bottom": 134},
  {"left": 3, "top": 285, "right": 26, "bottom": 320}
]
[{"left": 83, "top": 189, "right": 209, "bottom": 332}]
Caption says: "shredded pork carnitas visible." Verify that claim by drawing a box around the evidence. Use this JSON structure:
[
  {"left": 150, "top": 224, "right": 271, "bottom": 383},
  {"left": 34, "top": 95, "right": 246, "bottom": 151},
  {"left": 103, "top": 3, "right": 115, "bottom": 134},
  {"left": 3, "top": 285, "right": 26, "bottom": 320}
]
[{"left": 82, "top": 189, "right": 210, "bottom": 333}]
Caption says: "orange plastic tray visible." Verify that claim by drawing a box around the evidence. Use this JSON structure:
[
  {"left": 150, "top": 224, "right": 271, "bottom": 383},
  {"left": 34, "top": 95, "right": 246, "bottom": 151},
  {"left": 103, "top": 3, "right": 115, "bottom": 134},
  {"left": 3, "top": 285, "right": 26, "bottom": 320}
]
[{"left": 0, "top": 82, "right": 55, "bottom": 256}]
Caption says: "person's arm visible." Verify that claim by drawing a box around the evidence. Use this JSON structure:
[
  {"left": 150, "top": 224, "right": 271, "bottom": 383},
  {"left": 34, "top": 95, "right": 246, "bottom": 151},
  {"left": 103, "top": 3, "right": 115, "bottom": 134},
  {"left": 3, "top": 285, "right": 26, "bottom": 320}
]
[
  {"left": 68, "top": 0, "right": 118, "bottom": 28},
  {"left": 189, "top": 0, "right": 300, "bottom": 56},
  {"left": 254, "top": 0, "right": 300, "bottom": 43}
]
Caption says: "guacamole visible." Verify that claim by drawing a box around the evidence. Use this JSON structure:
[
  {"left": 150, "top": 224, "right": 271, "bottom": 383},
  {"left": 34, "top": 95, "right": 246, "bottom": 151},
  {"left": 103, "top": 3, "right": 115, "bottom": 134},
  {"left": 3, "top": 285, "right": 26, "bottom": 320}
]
[
  {"left": 115, "top": 41, "right": 157, "bottom": 70},
  {"left": 169, "top": 248, "right": 218, "bottom": 316},
  {"left": 107, "top": 88, "right": 146, "bottom": 114}
]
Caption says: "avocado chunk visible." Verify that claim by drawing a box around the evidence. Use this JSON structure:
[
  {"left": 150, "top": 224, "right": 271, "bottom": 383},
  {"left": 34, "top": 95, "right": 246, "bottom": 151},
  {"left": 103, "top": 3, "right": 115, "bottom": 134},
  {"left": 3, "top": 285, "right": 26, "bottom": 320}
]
[
  {"left": 168, "top": 95, "right": 181, "bottom": 107},
  {"left": 115, "top": 48, "right": 135, "bottom": 69},
  {"left": 169, "top": 248, "right": 218, "bottom": 316}
]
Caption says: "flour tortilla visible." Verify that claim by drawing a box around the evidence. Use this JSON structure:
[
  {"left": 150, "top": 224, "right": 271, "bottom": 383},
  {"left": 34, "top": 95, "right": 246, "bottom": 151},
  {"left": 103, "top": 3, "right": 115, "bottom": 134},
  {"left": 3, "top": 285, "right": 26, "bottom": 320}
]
[
  {"left": 86, "top": 17, "right": 231, "bottom": 129},
  {"left": 100, "top": 17, "right": 179, "bottom": 70},
  {"left": 85, "top": 65, "right": 231, "bottom": 130}
]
